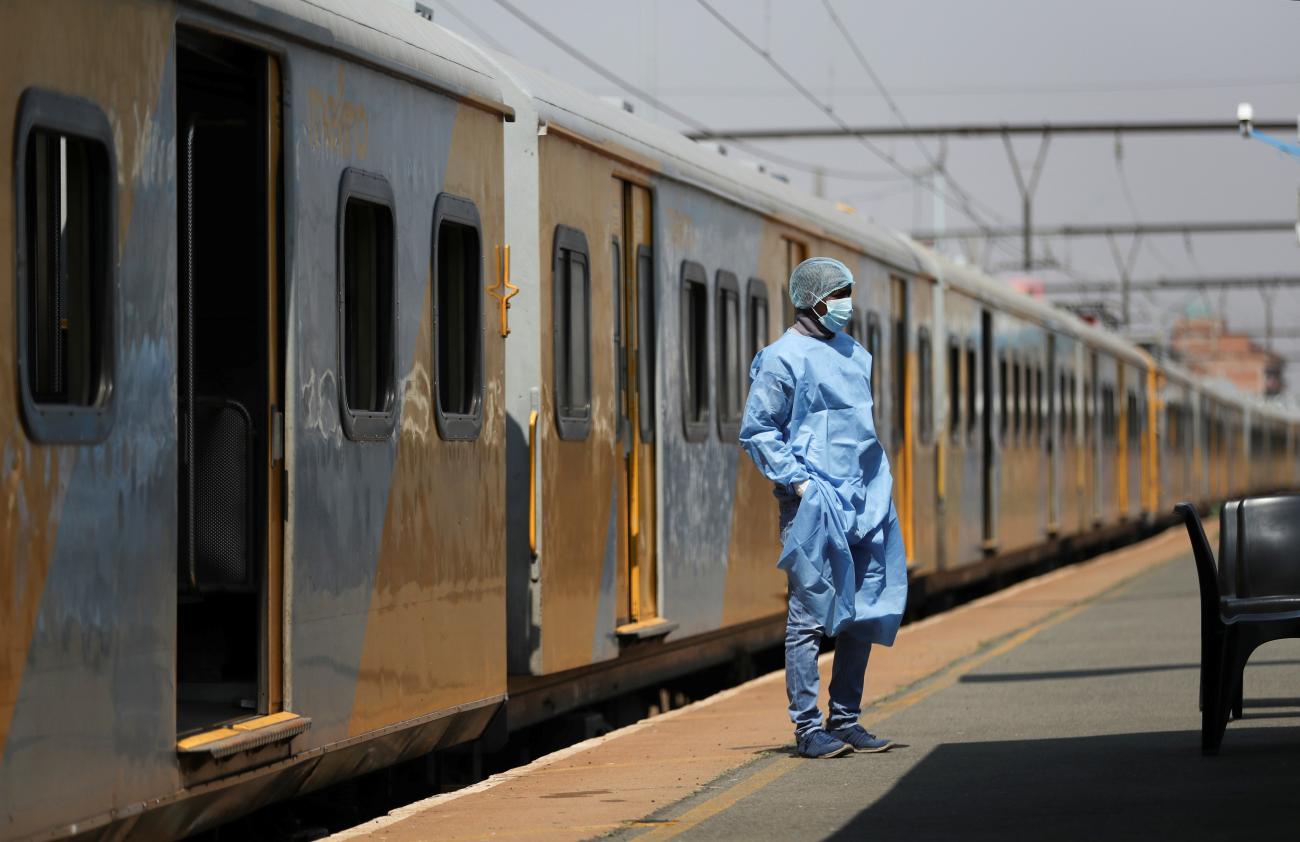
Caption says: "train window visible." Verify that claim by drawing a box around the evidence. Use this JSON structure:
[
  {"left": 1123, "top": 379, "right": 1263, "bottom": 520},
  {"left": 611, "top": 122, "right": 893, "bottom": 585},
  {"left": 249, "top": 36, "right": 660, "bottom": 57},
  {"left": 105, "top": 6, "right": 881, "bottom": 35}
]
[
  {"left": 1057, "top": 373, "right": 1063, "bottom": 435},
  {"left": 432, "top": 193, "right": 483, "bottom": 441},
  {"left": 948, "top": 338, "right": 961, "bottom": 440},
  {"left": 1101, "top": 386, "right": 1115, "bottom": 442},
  {"left": 637, "top": 245, "right": 656, "bottom": 442},
  {"left": 918, "top": 328, "right": 933, "bottom": 444},
  {"left": 866, "top": 312, "right": 882, "bottom": 397},
  {"left": 1036, "top": 366, "right": 1045, "bottom": 442},
  {"left": 16, "top": 89, "right": 117, "bottom": 443},
  {"left": 966, "top": 342, "right": 977, "bottom": 440},
  {"left": 999, "top": 352, "right": 1008, "bottom": 442},
  {"left": 1072, "top": 372, "right": 1080, "bottom": 438},
  {"left": 1066, "top": 371, "right": 1076, "bottom": 436},
  {"left": 1127, "top": 390, "right": 1139, "bottom": 446},
  {"left": 553, "top": 225, "right": 592, "bottom": 440},
  {"left": 681, "top": 261, "right": 710, "bottom": 441},
  {"left": 747, "top": 278, "right": 770, "bottom": 360},
  {"left": 716, "top": 271, "right": 743, "bottom": 438},
  {"left": 1070, "top": 374, "right": 1078, "bottom": 437},
  {"left": 338, "top": 169, "right": 397, "bottom": 441},
  {"left": 1012, "top": 358, "right": 1022, "bottom": 440},
  {"left": 1084, "top": 378, "right": 1093, "bottom": 439}
]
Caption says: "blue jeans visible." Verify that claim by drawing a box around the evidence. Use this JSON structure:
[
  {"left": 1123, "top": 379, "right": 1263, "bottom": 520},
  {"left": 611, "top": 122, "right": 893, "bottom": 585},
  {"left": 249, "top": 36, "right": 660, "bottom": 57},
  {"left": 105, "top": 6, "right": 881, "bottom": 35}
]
[{"left": 780, "top": 497, "right": 873, "bottom": 738}]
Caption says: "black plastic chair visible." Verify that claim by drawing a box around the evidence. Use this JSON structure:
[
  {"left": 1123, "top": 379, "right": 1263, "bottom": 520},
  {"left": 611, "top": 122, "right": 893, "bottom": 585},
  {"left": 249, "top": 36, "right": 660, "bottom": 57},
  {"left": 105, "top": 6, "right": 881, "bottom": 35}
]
[{"left": 1175, "top": 498, "right": 1300, "bottom": 754}]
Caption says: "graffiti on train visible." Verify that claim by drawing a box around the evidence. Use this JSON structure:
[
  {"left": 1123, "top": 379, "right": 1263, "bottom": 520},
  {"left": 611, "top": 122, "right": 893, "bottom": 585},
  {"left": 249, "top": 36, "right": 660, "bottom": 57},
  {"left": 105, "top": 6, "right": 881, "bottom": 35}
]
[
  {"left": 401, "top": 362, "right": 432, "bottom": 443},
  {"left": 300, "top": 367, "right": 343, "bottom": 445},
  {"left": 307, "top": 66, "right": 369, "bottom": 160}
]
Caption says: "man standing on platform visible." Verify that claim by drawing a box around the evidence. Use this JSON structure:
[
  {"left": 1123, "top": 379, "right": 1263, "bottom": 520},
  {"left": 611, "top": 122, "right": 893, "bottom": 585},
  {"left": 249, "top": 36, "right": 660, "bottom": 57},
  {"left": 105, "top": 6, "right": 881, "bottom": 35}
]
[{"left": 739, "top": 257, "right": 908, "bottom": 759}]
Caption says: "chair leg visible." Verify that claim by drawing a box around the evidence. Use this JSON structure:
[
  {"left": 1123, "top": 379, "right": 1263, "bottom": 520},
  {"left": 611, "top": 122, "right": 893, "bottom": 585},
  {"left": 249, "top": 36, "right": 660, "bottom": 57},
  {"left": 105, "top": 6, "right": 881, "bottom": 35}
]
[
  {"left": 1207, "top": 630, "right": 1248, "bottom": 755},
  {"left": 1232, "top": 675, "right": 1244, "bottom": 721},
  {"left": 1201, "top": 632, "right": 1225, "bottom": 755}
]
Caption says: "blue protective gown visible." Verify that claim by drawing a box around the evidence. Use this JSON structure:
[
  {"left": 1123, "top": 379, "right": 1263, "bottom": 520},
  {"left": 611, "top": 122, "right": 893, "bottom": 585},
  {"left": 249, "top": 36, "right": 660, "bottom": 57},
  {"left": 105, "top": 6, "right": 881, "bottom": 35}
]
[{"left": 740, "top": 328, "right": 908, "bottom": 643}]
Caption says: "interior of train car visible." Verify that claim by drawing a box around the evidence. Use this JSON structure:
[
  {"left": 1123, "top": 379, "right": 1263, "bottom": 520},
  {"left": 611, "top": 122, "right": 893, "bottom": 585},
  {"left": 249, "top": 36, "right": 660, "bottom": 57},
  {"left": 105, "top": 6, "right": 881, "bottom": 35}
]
[{"left": 174, "top": 26, "right": 283, "bottom": 736}]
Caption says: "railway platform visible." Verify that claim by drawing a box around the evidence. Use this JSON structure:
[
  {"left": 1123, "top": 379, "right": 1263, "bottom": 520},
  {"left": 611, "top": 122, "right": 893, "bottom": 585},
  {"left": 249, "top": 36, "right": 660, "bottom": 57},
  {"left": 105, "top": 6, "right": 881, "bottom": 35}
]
[{"left": 331, "top": 522, "right": 1300, "bottom": 841}]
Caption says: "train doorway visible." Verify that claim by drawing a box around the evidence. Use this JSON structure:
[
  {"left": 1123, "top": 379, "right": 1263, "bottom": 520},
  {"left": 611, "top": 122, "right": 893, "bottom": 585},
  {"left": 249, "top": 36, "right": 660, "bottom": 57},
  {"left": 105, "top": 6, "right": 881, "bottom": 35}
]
[
  {"left": 890, "top": 277, "right": 912, "bottom": 558},
  {"left": 175, "top": 30, "right": 284, "bottom": 736},
  {"left": 981, "top": 309, "right": 995, "bottom": 548},
  {"left": 619, "top": 181, "right": 657, "bottom": 625}
]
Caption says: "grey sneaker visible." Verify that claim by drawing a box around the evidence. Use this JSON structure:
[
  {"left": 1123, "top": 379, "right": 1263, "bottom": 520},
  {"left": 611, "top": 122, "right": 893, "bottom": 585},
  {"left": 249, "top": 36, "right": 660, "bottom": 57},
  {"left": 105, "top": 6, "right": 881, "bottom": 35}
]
[
  {"left": 829, "top": 724, "right": 894, "bottom": 753},
  {"left": 796, "top": 728, "right": 853, "bottom": 758}
]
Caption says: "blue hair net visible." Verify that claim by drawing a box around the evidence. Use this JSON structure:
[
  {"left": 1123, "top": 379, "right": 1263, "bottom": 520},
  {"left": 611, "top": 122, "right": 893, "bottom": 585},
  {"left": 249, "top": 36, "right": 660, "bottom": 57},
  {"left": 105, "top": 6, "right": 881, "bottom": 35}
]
[{"left": 789, "top": 257, "right": 853, "bottom": 310}]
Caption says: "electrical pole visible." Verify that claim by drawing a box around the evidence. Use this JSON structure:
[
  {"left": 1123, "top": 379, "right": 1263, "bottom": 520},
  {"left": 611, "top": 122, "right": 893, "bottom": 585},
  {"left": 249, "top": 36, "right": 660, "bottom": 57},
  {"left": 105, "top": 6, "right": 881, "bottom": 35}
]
[
  {"left": 1262, "top": 286, "right": 1277, "bottom": 352},
  {"left": 1002, "top": 131, "right": 1051, "bottom": 271}
]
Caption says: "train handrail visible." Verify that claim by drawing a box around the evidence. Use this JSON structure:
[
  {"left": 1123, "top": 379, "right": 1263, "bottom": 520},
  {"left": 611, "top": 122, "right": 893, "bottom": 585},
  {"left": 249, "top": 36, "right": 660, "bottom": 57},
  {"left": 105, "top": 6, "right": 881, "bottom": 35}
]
[{"left": 528, "top": 409, "right": 539, "bottom": 556}]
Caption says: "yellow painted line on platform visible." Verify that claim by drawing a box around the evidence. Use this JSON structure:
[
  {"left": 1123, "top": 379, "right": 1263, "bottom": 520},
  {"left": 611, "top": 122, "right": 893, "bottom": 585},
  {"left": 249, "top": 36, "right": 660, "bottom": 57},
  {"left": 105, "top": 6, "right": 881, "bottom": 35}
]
[
  {"left": 634, "top": 756, "right": 803, "bottom": 841},
  {"left": 637, "top": 564, "right": 1143, "bottom": 841}
]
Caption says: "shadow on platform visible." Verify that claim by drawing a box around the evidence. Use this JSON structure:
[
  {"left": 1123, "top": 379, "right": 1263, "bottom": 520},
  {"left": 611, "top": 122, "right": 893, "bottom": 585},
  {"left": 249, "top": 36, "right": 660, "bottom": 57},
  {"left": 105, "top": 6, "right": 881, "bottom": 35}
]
[
  {"left": 825, "top": 725, "right": 1300, "bottom": 841},
  {"left": 960, "top": 658, "right": 1300, "bottom": 684}
]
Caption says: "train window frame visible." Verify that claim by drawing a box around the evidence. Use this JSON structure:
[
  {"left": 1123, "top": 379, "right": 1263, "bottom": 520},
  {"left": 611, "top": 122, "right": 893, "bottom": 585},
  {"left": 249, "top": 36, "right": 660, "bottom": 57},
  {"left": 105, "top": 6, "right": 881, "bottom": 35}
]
[
  {"left": 1060, "top": 370, "right": 1070, "bottom": 438},
  {"left": 553, "top": 224, "right": 592, "bottom": 441},
  {"left": 681, "top": 260, "right": 711, "bottom": 442},
  {"left": 15, "top": 88, "right": 118, "bottom": 444},
  {"left": 1012, "top": 356, "right": 1022, "bottom": 441},
  {"left": 866, "top": 311, "right": 882, "bottom": 399},
  {"left": 337, "top": 168, "right": 398, "bottom": 443},
  {"left": 1126, "top": 389, "right": 1139, "bottom": 448},
  {"left": 747, "top": 278, "right": 770, "bottom": 361},
  {"left": 918, "top": 327, "right": 933, "bottom": 445},
  {"left": 1035, "top": 365, "right": 1045, "bottom": 443},
  {"left": 965, "top": 340, "right": 978, "bottom": 443},
  {"left": 1101, "top": 385, "right": 1115, "bottom": 442},
  {"left": 948, "top": 336, "right": 961, "bottom": 441},
  {"left": 716, "top": 270, "right": 743, "bottom": 439},
  {"left": 998, "top": 351, "right": 1008, "bottom": 443},
  {"left": 431, "top": 192, "right": 484, "bottom": 441},
  {"left": 637, "top": 245, "right": 656, "bottom": 443},
  {"left": 1084, "top": 377, "right": 1093, "bottom": 440},
  {"left": 1070, "top": 373, "right": 1078, "bottom": 439}
]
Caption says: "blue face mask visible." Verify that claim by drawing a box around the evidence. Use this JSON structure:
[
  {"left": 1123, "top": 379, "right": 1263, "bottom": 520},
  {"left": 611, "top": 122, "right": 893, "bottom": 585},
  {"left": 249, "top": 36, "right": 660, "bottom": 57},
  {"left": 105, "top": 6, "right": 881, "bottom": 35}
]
[{"left": 818, "top": 296, "right": 853, "bottom": 333}]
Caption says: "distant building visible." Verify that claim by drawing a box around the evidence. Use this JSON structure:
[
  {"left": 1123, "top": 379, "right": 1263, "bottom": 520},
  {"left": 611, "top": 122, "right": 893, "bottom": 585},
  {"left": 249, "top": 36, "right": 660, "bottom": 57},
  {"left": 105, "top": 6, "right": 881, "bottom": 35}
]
[{"left": 1170, "top": 317, "right": 1285, "bottom": 397}]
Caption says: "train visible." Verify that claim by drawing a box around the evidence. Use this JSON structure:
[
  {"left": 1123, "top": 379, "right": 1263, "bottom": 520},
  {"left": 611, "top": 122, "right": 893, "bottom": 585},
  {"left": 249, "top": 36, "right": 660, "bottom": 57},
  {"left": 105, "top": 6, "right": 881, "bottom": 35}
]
[{"left": 3, "top": 1, "right": 1296, "bottom": 839}]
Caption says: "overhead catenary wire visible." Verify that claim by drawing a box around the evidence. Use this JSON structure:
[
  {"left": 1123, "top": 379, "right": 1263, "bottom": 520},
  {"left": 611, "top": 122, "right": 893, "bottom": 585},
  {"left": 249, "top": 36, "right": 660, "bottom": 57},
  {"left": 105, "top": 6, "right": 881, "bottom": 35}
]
[
  {"left": 433, "top": 0, "right": 513, "bottom": 55},
  {"left": 639, "top": 74, "right": 1300, "bottom": 99},
  {"left": 482, "top": 0, "right": 909, "bottom": 182},
  {"left": 693, "top": 0, "right": 1015, "bottom": 250},
  {"left": 818, "top": 0, "right": 995, "bottom": 230}
]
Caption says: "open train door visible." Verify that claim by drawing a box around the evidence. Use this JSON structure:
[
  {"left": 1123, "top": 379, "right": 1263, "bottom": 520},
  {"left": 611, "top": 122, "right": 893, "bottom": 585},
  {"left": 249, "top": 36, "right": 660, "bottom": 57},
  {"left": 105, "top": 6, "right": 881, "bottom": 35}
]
[
  {"left": 175, "top": 29, "right": 297, "bottom": 753},
  {"left": 890, "top": 277, "right": 914, "bottom": 560},
  {"left": 617, "top": 180, "right": 660, "bottom": 631}
]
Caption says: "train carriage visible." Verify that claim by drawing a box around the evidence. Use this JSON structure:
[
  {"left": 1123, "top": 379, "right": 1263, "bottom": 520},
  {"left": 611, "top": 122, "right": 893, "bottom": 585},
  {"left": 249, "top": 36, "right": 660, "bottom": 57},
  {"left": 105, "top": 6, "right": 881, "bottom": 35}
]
[{"left": 2, "top": 1, "right": 513, "bottom": 837}]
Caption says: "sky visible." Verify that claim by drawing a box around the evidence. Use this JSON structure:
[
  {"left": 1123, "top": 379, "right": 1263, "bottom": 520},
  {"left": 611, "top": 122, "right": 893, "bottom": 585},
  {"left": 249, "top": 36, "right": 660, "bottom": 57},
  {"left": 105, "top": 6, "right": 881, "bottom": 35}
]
[{"left": 394, "top": 0, "right": 1300, "bottom": 394}]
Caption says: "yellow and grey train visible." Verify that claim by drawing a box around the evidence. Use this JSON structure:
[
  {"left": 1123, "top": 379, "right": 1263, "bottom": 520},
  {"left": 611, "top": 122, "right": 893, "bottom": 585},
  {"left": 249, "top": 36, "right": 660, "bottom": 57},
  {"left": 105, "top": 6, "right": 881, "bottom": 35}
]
[{"left": 2, "top": 1, "right": 1295, "bottom": 839}]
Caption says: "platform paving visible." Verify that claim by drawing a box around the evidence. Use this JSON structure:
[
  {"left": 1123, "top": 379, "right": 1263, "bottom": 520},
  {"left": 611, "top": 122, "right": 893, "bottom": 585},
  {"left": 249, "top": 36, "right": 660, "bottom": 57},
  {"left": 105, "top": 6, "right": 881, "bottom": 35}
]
[
  {"left": 617, "top": 545, "right": 1300, "bottom": 841},
  {"left": 330, "top": 523, "right": 1300, "bottom": 841}
]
